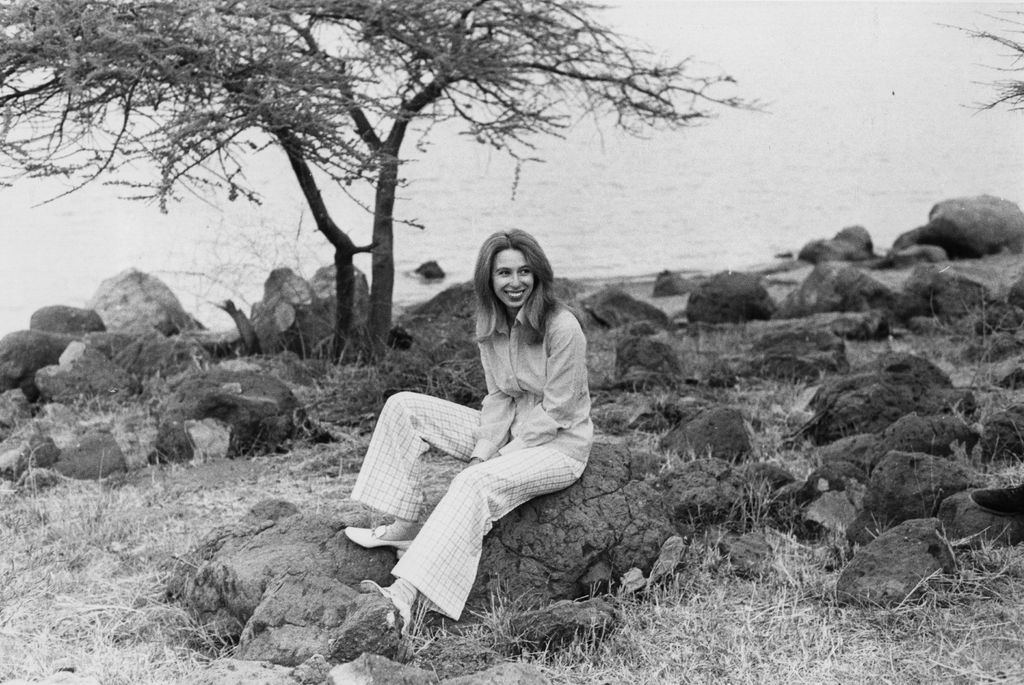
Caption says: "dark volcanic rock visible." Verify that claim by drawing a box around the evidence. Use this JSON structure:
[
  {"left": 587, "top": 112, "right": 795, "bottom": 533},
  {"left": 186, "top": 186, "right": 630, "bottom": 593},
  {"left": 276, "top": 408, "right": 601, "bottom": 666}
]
[
  {"left": 979, "top": 405, "right": 1024, "bottom": 463},
  {"left": 53, "top": 430, "right": 128, "bottom": 480},
  {"left": 776, "top": 262, "right": 893, "bottom": 319},
  {"left": 937, "top": 491, "right": 1024, "bottom": 547},
  {"left": 582, "top": 287, "right": 670, "bottom": 330},
  {"left": 743, "top": 327, "right": 848, "bottom": 382},
  {"left": 155, "top": 368, "right": 303, "bottom": 461},
  {"left": 30, "top": 305, "right": 106, "bottom": 335},
  {"left": 613, "top": 335, "right": 682, "bottom": 389},
  {"left": 686, "top": 272, "right": 775, "bottom": 324},
  {"left": 659, "top": 406, "right": 753, "bottom": 463},
  {"left": 654, "top": 458, "right": 745, "bottom": 528},
  {"left": 891, "top": 195, "right": 1024, "bottom": 259},
  {"left": 894, "top": 264, "right": 991, "bottom": 323},
  {"left": 0, "top": 330, "right": 75, "bottom": 400},
  {"left": 797, "top": 225, "right": 875, "bottom": 264},
  {"left": 801, "top": 353, "right": 975, "bottom": 445},
  {"left": 837, "top": 518, "right": 955, "bottom": 606},
  {"left": 88, "top": 268, "right": 202, "bottom": 335},
  {"left": 847, "top": 450, "right": 976, "bottom": 545}
]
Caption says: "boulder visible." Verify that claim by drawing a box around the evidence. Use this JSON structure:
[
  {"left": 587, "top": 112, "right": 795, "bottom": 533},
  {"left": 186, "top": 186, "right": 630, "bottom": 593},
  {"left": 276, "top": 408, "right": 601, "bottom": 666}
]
[
  {"left": 0, "top": 330, "right": 75, "bottom": 401},
  {"left": 472, "top": 442, "right": 675, "bottom": 609},
  {"left": 685, "top": 272, "right": 775, "bottom": 324},
  {"left": 88, "top": 268, "right": 201, "bottom": 335},
  {"left": 613, "top": 335, "right": 682, "bottom": 389},
  {"left": 508, "top": 598, "right": 616, "bottom": 650},
  {"left": 847, "top": 451, "right": 975, "bottom": 545},
  {"left": 979, "top": 405, "right": 1024, "bottom": 462},
  {"left": 891, "top": 195, "right": 1024, "bottom": 258},
  {"left": 775, "top": 263, "right": 894, "bottom": 319},
  {"left": 742, "top": 327, "right": 848, "bottom": 382},
  {"left": 252, "top": 265, "right": 370, "bottom": 358},
  {"left": 895, "top": 264, "right": 991, "bottom": 323},
  {"left": 658, "top": 406, "right": 752, "bottom": 462},
  {"left": 797, "top": 225, "right": 875, "bottom": 264},
  {"left": 879, "top": 413, "right": 979, "bottom": 462},
  {"left": 653, "top": 457, "right": 745, "bottom": 529},
  {"left": 581, "top": 287, "right": 670, "bottom": 330},
  {"left": 717, "top": 531, "right": 773, "bottom": 578},
  {"left": 800, "top": 353, "right": 976, "bottom": 445},
  {"left": 171, "top": 442, "right": 676, "bottom": 661},
  {"left": 414, "top": 260, "right": 445, "bottom": 280},
  {"left": 836, "top": 518, "right": 955, "bottom": 606},
  {"left": 0, "top": 434, "right": 60, "bottom": 481},
  {"left": 29, "top": 305, "right": 105, "bottom": 335},
  {"left": 53, "top": 430, "right": 127, "bottom": 480},
  {"left": 652, "top": 270, "right": 694, "bottom": 297},
  {"left": 327, "top": 654, "right": 435, "bottom": 685},
  {"left": 880, "top": 244, "right": 948, "bottom": 269},
  {"left": 816, "top": 433, "right": 882, "bottom": 475},
  {"left": 937, "top": 491, "right": 1024, "bottom": 546},
  {"left": 34, "top": 341, "right": 135, "bottom": 403},
  {"left": 167, "top": 499, "right": 396, "bottom": 651},
  {"left": 154, "top": 369, "right": 303, "bottom": 461}
]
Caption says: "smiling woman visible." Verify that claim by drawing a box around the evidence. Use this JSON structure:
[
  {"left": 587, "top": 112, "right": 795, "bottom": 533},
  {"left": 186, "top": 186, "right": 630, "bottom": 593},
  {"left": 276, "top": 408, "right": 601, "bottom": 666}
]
[{"left": 343, "top": 228, "right": 593, "bottom": 628}]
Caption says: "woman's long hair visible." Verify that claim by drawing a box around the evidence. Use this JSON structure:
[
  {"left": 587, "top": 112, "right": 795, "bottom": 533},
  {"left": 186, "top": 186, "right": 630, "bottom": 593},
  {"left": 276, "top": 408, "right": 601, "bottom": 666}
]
[{"left": 474, "top": 229, "right": 558, "bottom": 343}]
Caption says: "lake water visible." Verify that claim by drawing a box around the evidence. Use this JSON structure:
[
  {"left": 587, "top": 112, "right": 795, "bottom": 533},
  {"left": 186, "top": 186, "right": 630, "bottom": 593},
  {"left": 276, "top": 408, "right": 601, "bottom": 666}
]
[{"left": 2, "top": 1, "right": 1023, "bottom": 336}]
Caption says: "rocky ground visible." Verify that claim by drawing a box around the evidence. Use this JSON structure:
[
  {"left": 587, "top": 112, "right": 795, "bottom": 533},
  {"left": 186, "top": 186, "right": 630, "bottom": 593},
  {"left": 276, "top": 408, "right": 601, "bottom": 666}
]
[{"left": 3, "top": 206, "right": 1024, "bottom": 683}]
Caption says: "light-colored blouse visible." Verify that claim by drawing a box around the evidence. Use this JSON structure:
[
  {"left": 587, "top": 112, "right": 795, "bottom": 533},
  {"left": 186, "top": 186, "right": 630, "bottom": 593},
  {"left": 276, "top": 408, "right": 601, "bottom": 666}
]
[{"left": 471, "top": 306, "right": 593, "bottom": 463}]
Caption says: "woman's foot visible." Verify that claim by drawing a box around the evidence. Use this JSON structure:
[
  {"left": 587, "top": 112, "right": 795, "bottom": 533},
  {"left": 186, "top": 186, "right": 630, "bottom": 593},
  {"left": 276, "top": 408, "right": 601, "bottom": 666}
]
[
  {"left": 345, "top": 520, "right": 422, "bottom": 550},
  {"left": 970, "top": 483, "right": 1024, "bottom": 516},
  {"left": 359, "top": 579, "right": 417, "bottom": 631}
]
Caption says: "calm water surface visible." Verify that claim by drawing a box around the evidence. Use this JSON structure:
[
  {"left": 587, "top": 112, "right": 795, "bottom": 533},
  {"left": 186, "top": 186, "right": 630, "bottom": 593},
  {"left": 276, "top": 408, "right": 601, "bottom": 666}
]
[{"left": 2, "top": 2, "right": 1023, "bottom": 335}]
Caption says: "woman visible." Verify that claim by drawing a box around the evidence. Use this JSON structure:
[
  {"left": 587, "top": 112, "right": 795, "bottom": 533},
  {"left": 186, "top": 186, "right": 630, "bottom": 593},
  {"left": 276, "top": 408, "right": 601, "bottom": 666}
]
[{"left": 344, "top": 229, "right": 593, "bottom": 626}]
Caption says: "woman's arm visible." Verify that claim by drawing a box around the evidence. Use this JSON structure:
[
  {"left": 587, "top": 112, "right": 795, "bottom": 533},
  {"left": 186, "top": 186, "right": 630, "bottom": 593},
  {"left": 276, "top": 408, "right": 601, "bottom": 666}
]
[{"left": 471, "top": 345, "right": 515, "bottom": 460}]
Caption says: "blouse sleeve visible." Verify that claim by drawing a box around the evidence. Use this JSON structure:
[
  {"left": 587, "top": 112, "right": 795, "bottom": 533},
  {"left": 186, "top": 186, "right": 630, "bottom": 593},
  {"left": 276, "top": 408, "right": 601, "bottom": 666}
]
[
  {"left": 471, "top": 343, "right": 515, "bottom": 460},
  {"left": 499, "top": 312, "right": 589, "bottom": 454}
]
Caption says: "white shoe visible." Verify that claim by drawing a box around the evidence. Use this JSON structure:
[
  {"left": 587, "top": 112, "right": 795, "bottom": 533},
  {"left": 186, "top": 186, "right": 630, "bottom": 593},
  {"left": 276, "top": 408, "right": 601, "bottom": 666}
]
[
  {"left": 345, "top": 525, "right": 415, "bottom": 551},
  {"left": 359, "top": 579, "right": 412, "bottom": 631}
]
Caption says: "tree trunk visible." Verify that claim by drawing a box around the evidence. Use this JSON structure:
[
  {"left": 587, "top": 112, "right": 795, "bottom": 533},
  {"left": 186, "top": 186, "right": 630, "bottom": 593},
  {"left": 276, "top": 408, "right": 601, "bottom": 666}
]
[
  {"left": 275, "top": 128, "right": 369, "bottom": 362},
  {"left": 366, "top": 139, "right": 404, "bottom": 359}
]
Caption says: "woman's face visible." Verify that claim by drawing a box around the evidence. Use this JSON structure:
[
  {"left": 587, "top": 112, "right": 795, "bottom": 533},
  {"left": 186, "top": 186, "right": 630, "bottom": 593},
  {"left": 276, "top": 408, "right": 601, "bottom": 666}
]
[{"left": 491, "top": 248, "right": 535, "bottom": 314}]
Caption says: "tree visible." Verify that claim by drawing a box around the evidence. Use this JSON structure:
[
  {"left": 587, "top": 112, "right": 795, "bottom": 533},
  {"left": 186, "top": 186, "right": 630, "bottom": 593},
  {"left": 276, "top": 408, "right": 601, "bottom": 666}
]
[
  {"left": 0, "top": 0, "right": 748, "bottom": 360},
  {"left": 965, "top": 12, "right": 1024, "bottom": 111}
]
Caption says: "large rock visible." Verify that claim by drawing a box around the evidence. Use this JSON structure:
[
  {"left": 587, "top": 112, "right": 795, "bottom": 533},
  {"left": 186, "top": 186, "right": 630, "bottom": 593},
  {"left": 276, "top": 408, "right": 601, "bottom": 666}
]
[
  {"left": 29, "top": 305, "right": 106, "bottom": 335},
  {"left": 937, "top": 491, "right": 1024, "bottom": 546},
  {"left": 251, "top": 265, "right": 370, "bottom": 358},
  {"left": 801, "top": 353, "right": 976, "bottom": 445},
  {"left": 652, "top": 270, "right": 695, "bottom": 298},
  {"left": 895, "top": 265, "right": 991, "bottom": 323},
  {"left": 685, "top": 272, "right": 775, "bottom": 324},
  {"left": 53, "top": 430, "right": 128, "bottom": 480},
  {"left": 613, "top": 335, "right": 682, "bottom": 389},
  {"left": 167, "top": 499, "right": 395, "bottom": 651},
  {"left": 847, "top": 450, "right": 975, "bottom": 545},
  {"left": 653, "top": 457, "right": 745, "bottom": 529},
  {"left": 171, "top": 443, "right": 675, "bottom": 665},
  {"left": 90, "top": 331, "right": 211, "bottom": 381},
  {"left": 891, "top": 195, "right": 1024, "bottom": 258},
  {"left": 775, "top": 263, "right": 894, "bottom": 319},
  {"left": 797, "top": 225, "right": 875, "bottom": 264},
  {"left": 0, "top": 434, "right": 60, "bottom": 481},
  {"left": 658, "top": 407, "right": 752, "bottom": 463},
  {"left": 88, "top": 268, "right": 201, "bottom": 335},
  {"left": 836, "top": 518, "right": 955, "bottom": 606},
  {"left": 155, "top": 369, "right": 303, "bottom": 461},
  {"left": 471, "top": 441, "right": 675, "bottom": 609},
  {"left": 581, "top": 287, "right": 670, "bottom": 330},
  {"left": 0, "top": 330, "right": 75, "bottom": 400},
  {"left": 879, "top": 413, "right": 979, "bottom": 463},
  {"left": 742, "top": 327, "right": 848, "bottom": 382},
  {"left": 979, "top": 405, "right": 1024, "bottom": 462},
  {"left": 34, "top": 341, "right": 135, "bottom": 403}
]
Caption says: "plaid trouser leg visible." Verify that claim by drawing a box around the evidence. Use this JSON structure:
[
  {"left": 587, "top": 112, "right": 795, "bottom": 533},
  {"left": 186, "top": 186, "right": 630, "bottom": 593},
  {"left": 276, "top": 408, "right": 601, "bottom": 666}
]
[
  {"left": 391, "top": 445, "right": 586, "bottom": 620},
  {"left": 350, "top": 391, "right": 480, "bottom": 522}
]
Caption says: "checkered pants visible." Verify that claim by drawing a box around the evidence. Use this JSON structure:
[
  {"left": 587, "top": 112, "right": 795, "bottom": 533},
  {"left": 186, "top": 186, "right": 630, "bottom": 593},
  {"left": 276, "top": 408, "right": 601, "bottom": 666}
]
[{"left": 350, "top": 391, "right": 586, "bottom": 620}]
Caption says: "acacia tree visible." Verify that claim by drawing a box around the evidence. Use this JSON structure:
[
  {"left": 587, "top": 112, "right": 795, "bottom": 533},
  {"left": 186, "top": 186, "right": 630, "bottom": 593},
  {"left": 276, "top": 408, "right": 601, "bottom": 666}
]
[
  {"left": 0, "top": 0, "right": 747, "bottom": 360},
  {"left": 965, "top": 12, "right": 1024, "bottom": 111}
]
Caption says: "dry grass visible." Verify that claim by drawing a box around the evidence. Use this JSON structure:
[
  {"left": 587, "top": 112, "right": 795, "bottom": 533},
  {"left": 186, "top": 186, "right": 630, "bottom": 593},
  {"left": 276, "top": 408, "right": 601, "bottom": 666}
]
[{"left": 4, "top": 296, "right": 1024, "bottom": 683}]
